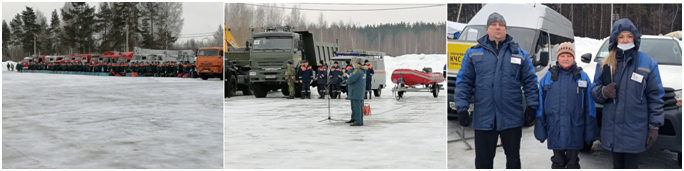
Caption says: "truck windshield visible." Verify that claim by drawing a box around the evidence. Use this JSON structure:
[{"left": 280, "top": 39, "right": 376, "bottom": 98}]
[
  {"left": 457, "top": 26, "right": 537, "bottom": 55},
  {"left": 594, "top": 38, "right": 682, "bottom": 65},
  {"left": 252, "top": 37, "right": 292, "bottom": 50},
  {"left": 199, "top": 49, "right": 219, "bottom": 56}
]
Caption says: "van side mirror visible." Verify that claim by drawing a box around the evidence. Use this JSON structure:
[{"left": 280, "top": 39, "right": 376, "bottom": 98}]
[
  {"left": 536, "top": 51, "right": 549, "bottom": 67},
  {"left": 581, "top": 53, "right": 592, "bottom": 63}
]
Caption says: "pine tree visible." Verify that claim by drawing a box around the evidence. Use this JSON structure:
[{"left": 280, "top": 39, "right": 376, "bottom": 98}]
[
  {"left": 2, "top": 20, "right": 10, "bottom": 59},
  {"left": 49, "top": 9, "right": 62, "bottom": 54},
  {"left": 20, "top": 6, "right": 39, "bottom": 55},
  {"left": 96, "top": 2, "right": 113, "bottom": 52},
  {"left": 61, "top": 2, "right": 96, "bottom": 54}
]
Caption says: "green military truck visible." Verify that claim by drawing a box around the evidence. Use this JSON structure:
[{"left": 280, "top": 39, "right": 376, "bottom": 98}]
[
  {"left": 225, "top": 47, "right": 252, "bottom": 97},
  {"left": 246, "top": 26, "right": 339, "bottom": 98}
]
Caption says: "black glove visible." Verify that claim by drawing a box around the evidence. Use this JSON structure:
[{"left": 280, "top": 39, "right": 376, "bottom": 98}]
[
  {"left": 525, "top": 106, "right": 536, "bottom": 126},
  {"left": 602, "top": 82, "right": 617, "bottom": 99},
  {"left": 458, "top": 110, "right": 471, "bottom": 127},
  {"left": 646, "top": 129, "right": 658, "bottom": 149}
]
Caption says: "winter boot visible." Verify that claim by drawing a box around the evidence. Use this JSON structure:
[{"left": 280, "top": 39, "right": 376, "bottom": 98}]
[
  {"left": 287, "top": 96, "right": 294, "bottom": 99},
  {"left": 306, "top": 91, "right": 311, "bottom": 99},
  {"left": 301, "top": 91, "right": 306, "bottom": 99},
  {"left": 368, "top": 91, "right": 372, "bottom": 99}
]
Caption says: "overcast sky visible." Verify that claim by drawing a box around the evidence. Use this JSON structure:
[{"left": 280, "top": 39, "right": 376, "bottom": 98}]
[
  {"left": 276, "top": 3, "right": 445, "bottom": 26},
  {"left": 2, "top": 2, "right": 223, "bottom": 42}
]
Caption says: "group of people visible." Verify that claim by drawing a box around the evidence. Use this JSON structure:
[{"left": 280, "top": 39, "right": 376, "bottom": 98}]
[
  {"left": 454, "top": 13, "right": 664, "bottom": 169},
  {"left": 285, "top": 59, "right": 375, "bottom": 100},
  {"left": 13, "top": 60, "right": 197, "bottom": 77}
]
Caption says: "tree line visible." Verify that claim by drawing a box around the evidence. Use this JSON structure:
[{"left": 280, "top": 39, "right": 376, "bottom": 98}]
[
  {"left": 224, "top": 3, "right": 446, "bottom": 56},
  {"left": 1, "top": 2, "right": 201, "bottom": 62},
  {"left": 447, "top": 3, "right": 682, "bottom": 39}
]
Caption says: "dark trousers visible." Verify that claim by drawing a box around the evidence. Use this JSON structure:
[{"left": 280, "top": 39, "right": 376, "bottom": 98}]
[
  {"left": 351, "top": 99, "right": 363, "bottom": 124},
  {"left": 612, "top": 152, "right": 640, "bottom": 169},
  {"left": 318, "top": 83, "right": 326, "bottom": 94},
  {"left": 301, "top": 81, "right": 311, "bottom": 91},
  {"left": 474, "top": 126, "right": 522, "bottom": 169},
  {"left": 552, "top": 149, "right": 580, "bottom": 169}
]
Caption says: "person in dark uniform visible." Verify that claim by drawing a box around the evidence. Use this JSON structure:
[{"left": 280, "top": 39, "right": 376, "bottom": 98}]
[
  {"left": 316, "top": 60, "right": 328, "bottom": 99},
  {"left": 343, "top": 57, "right": 367, "bottom": 126},
  {"left": 330, "top": 62, "right": 343, "bottom": 99},
  {"left": 364, "top": 60, "right": 374, "bottom": 99},
  {"left": 299, "top": 60, "right": 314, "bottom": 99}
]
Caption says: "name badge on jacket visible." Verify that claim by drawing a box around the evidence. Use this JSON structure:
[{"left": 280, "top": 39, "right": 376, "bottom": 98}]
[
  {"left": 631, "top": 72, "right": 643, "bottom": 83},
  {"left": 578, "top": 80, "right": 587, "bottom": 88},
  {"left": 511, "top": 58, "right": 521, "bottom": 65}
]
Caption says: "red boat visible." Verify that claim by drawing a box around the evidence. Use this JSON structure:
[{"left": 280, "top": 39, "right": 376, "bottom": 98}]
[
  {"left": 390, "top": 67, "right": 445, "bottom": 100},
  {"left": 391, "top": 68, "right": 445, "bottom": 86}
]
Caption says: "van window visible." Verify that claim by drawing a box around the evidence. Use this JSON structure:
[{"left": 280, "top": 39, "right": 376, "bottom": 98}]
[
  {"left": 458, "top": 26, "right": 537, "bottom": 54},
  {"left": 594, "top": 38, "right": 682, "bottom": 65}
]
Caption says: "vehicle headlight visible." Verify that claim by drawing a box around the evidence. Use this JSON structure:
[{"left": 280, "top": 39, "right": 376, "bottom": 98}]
[{"left": 249, "top": 72, "right": 256, "bottom": 76}]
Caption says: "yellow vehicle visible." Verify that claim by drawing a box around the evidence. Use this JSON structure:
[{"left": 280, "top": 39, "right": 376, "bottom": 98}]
[
  {"left": 224, "top": 25, "right": 239, "bottom": 51},
  {"left": 447, "top": 3, "right": 574, "bottom": 124}
]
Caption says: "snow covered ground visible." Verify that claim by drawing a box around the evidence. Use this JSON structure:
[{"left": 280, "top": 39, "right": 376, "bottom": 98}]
[
  {"left": 447, "top": 37, "right": 682, "bottom": 169},
  {"left": 2, "top": 63, "right": 223, "bottom": 169},
  {"left": 224, "top": 54, "right": 447, "bottom": 169}
]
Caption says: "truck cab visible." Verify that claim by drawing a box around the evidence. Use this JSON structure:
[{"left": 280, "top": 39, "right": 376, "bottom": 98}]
[
  {"left": 247, "top": 26, "right": 338, "bottom": 98},
  {"left": 197, "top": 47, "right": 224, "bottom": 80},
  {"left": 447, "top": 3, "right": 574, "bottom": 125}
]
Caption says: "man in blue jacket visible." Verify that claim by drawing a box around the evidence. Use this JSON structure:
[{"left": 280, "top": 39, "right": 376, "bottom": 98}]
[
  {"left": 453, "top": 12, "right": 539, "bottom": 169},
  {"left": 591, "top": 18, "right": 664, "bottom": 169},
  {"left": 535, "top": 42, "right": 597, "bottom": 169},
  {"left": 317, "top": 60, "right": 328, "bottom": 99},
  {"left": 330, "top": 62, "right": 343, "bottom": 99},
  {"left": 343, "top": 57, "right": 367, "bottom": 126},
  {"left": 299, "top": 60, "right": 314, "bottom": 99}
]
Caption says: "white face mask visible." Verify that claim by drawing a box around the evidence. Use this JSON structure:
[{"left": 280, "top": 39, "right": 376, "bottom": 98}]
[{"left": 617, "top": 42, "right": 635, "bottom": 51}]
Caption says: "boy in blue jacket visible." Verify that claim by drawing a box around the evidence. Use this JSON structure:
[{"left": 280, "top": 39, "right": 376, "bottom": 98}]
[{"left": 535, "top": 42, "right": 597, "bottom": 169}]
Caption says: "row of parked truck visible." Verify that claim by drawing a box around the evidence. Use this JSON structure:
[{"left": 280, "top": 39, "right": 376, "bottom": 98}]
[{"left": 20, "top": 46, "right": 226, "bottom": 80}]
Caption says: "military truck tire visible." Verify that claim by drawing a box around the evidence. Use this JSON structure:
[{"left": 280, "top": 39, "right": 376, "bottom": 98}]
[
  {"left": 226, "top": 75, "right": 237, "bottom": 97},
  {"left": 252, "top": 83, "right": 268, "bottom": 98},
  {"left": 219, "top": 73, "right": 224, "bottom": 80},
  {"left": 201, "top": 73, "right": 209, "bottom": 80},
  {"left": 242, "top": 83, "right": 253, "bottom": 95},
  {"left": 281, "top": 84, "right": 290, "bottom": 96},
  {"left": 294, "top": 83, "right": 302, "bottom": 97}
]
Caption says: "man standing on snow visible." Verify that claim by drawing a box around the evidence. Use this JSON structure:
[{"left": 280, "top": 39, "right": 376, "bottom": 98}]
[
  {"left": 316, "top": 60, "right": 329, "bottom": 99},
  {"left": 286, "top": 60, "right": 296, "bottom": 99},
  {"left": 453, "top": 12, "right": 539, "bottom": 169},
  {"left": 344, "top": 57, "right": 367, "bottom": 126},
  {"left": 299, "top": 60, "right": 314, "bottom": 99}
]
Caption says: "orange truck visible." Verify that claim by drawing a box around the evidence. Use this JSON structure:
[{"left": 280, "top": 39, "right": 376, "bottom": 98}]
[{"left": 196, "top": 47, "right": 224, "bottom": 80}]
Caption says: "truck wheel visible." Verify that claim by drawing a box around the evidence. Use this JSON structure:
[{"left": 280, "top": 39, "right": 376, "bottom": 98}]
[
  {"left": 294, "top": 83, "right": 302, "bottom": 97},
  {"left": 201, "top": 73, "right": 209, "bottom": 80},
  {"left": 281, "top": 84, "right": 290, "bottom": 96},
  {"left": 242, "top": 83, "right": 253, "bottom": 95},
  {"left": 226, "top": 75, "right": 237, "bottom": 97},
  {"left": 679, "top": 152, "right": 681, "bottom": 166},
  {"left": 374, "top": 89, "right": 381, "bottom": 97},
  {"left": 252, "top": 83, "right": 268, "bottom": 98},
  {"left": 219, "top": 73, "right": 223, "bottom": 80}
]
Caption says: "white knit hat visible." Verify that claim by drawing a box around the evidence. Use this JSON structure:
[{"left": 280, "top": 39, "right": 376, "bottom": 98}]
[{"left": 557, "top": 42, "right": 575, "bottom": 58}]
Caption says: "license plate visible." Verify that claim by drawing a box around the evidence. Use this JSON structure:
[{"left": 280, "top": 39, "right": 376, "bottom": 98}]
[
  {"left": 265, "top": 75, "right": 275, "bottom": 78},
  {"left": 203, "top": 69, "right": 209, "bottom": 71}
]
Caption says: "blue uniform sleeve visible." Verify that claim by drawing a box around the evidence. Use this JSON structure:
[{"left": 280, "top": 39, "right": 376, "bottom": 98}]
[
  {"left": 454, "top": 49, "right": 476, "bottom": 112},
  {"left": 646, "top": 62, "right": 665, "bottom": 127},
  {"left": 520, "top": 49, "right": 539, "bottom": 109},
  {"left": 583, "top": 73, "right": 597, "bottom": 144},
  {"left": 347, "top": 69, "right": 362, "bottom": 85},
  {"left": 591, "top": 62, "right": 608, "bottom": 104},
  {"left": 370, "top": 68, "right": 374, "bottom": 76},
  {"left": 534, "top": 72, "right": 549, "bottom": 143}
]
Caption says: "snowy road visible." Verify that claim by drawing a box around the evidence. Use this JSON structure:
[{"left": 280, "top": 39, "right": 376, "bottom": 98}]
[
  {"left": 2, "top": 69, "right": 223, "bottom": 169},
  {"left": 225, "top": 85, "right": 447, "bottom": 168},
  {"left": 447, "top": 121, "right": 681, "bottom": 169}
]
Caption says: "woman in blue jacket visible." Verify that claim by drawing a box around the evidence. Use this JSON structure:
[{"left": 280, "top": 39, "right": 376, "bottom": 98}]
[
  {"left": 535, "top": 42, "right": 597, "bottom": 169},
  {"left": 591, "top": 18, "right": 665, "bottom": 169}
]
